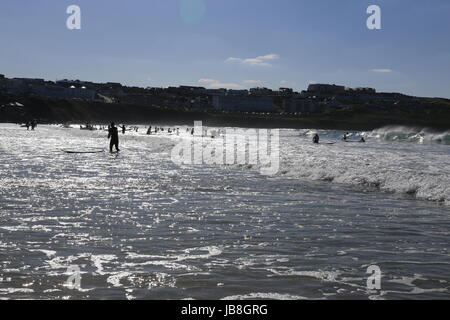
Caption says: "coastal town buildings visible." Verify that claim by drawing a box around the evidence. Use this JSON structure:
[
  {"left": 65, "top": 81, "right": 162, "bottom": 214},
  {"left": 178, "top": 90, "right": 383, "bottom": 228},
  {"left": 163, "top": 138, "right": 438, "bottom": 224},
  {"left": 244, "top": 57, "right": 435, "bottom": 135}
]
[
  {"left": 0, "top": 73, "right": 409, "bottom": 115},
  {"left": 212, "top": 95, "right": 276, "bottom": 113},
  {"left": 307, "top": 84, "right": 346, "bottom": 94},
  {"left": 283, "top": 98, "right": 320, "bottom": 113},
  {"left": 0, "top": 77, "right": 96, "bottom": 100}
]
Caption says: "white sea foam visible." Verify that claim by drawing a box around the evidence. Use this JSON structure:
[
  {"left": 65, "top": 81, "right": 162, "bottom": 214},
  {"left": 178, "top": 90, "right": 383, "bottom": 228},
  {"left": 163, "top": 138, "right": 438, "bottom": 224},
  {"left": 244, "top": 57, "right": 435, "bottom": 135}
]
[
  {"left": 167, "top": 125, "right": 450, "bottom": 205},
  {"left": 91, "top": 254, "right": 117, "bottom": 275},
  {"left": 29, "top": 249, "right": 57, "bottom": 259},
  {"left": 221, "top": 292, "right": 308, "bottom": 300},
  {"left": 106, "top": 272, "right": 132, "bottom": 287},
  {"left": 176, "top": 246, "right": 223, "bottom": 261},
  {"left": 0, "top": 288, "right": 34, "bottom": 294},
  {"left": 267, "top": 268, "right": 341, "bottom": 282},
  {"left": 368, "top": 126, "right": 450, "bottom": 145},
  {"left": 277, "top": 128, "right": 450, "bottom": 205}
]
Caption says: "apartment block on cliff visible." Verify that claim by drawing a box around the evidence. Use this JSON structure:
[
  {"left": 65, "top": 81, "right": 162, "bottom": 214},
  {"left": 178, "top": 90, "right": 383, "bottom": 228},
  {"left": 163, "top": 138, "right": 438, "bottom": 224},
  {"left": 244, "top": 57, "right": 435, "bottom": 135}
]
[
  {"left": 212, "top": 95, "right": 276, "bottom": 113},
  {"left": 283, "top": 98, "right": 320, "bottom": 113},
  {"left": 307, "top": 84, "right": 346, "bottom": 94}
]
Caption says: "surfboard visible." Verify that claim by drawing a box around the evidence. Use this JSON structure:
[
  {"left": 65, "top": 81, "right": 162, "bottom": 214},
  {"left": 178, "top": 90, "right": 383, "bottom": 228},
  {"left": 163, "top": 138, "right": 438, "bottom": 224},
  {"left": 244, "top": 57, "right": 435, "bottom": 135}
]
[{"left": 63, "top": 148, "right": 104, "bottom": 154}]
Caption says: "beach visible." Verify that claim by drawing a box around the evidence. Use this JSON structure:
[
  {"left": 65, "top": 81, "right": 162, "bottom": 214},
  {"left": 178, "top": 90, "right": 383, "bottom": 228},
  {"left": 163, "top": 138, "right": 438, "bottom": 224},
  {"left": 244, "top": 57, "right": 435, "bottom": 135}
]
[{"left": 0, "top": 123, "right": 449, "bottom": 299}]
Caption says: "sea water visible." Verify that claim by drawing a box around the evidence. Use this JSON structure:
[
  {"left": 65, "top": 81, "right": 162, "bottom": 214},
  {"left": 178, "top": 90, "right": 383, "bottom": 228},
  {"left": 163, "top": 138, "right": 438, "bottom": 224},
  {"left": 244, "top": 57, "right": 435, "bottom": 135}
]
[{"left": 0, "top": 123, "right": 449, "bottom": 300}]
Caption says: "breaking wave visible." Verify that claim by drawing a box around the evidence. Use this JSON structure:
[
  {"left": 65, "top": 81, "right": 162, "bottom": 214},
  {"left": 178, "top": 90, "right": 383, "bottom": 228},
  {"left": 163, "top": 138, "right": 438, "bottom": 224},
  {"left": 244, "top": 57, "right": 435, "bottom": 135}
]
[
  {"left": 279, "top": 127, "right": 450, "bottom": 205},
  {"left": 367, "top": 126, "right": 450, "bottom": 145},
  {"left": 159, "top": 125, "right": 450, "bottom": 206}
]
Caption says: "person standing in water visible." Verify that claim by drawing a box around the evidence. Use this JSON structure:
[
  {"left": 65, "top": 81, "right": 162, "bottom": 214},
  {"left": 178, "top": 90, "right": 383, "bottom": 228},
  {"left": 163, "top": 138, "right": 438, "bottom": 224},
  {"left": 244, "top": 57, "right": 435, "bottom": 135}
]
[
  {"left": 342, "top": 132, "right": 348, "bottom": 141},
  {"left": 108, "top": 122, "right": 120, "bottom": 152},
  {"left": 313, "top": 133, "right": 320, "bottom": 144},
  {"left": 31, "top": 119, "right": 37, "bottom": 131}
]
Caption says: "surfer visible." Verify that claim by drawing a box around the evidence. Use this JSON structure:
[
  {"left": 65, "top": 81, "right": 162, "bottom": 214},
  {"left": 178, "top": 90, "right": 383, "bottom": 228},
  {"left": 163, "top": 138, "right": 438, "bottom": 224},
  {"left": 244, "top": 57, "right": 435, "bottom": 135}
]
[
  {"left": 360, "top": 137, "right": 366, "bottom": 143},
  {"left": 342, "top": 132, "right": 348, "bottom": 141},
  {"left": 313, "top": 133, "right": 320, "bottom": 144},
  {"left": 147, "top": 126, "right": 152, "bottom": 135},
  {"left": 31, "top": 119, "right": 37, "bottom": 131},
  {"left": 108, "top": 122, "right": 120, "bottom": 152},
  {"left": 121, "top": 125, "right": 126, "bottom": 134}
]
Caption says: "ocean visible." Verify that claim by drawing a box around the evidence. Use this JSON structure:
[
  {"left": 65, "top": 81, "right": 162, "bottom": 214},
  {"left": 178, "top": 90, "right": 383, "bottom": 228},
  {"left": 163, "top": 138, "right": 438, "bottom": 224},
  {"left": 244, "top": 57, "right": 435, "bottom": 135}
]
[{"left": 0, "top": 123, "right": 449, "bottom": 299}]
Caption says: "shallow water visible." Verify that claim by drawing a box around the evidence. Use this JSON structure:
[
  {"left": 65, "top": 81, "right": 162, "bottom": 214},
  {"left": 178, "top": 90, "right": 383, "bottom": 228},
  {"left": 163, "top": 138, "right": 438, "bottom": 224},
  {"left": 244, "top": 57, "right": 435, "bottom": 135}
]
[{"left": 0, "top": 124, "right": 449, "bottom": 299}]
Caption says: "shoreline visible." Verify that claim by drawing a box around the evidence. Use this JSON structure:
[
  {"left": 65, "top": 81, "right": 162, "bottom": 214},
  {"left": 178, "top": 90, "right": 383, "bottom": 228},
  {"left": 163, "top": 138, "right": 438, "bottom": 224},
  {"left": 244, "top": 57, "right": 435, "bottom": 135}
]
[{"left": 1, "top": 94, "right": 450, "bottom": 132}]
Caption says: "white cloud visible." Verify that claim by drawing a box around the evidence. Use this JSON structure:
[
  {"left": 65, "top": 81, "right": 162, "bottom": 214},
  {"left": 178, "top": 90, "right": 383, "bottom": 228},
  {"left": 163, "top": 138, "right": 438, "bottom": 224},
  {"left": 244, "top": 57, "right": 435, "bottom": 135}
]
[
  {"left": 198, "top": 78, "right": 243, "bottom": 89},
  {"left": 371, "top": 68, "right": 393, "bottom": 73},
  {"left": 243, "top": 80, "right": 263, "bottom": 84},
  {"left": 226, "top": 54, "right": 280, "bottom": 67},
  {"left": 210, "top": 82, "right": 243, "bottom": 89},
  {"left": 198, "top": 78, "right": 217, "bottom": 83}
]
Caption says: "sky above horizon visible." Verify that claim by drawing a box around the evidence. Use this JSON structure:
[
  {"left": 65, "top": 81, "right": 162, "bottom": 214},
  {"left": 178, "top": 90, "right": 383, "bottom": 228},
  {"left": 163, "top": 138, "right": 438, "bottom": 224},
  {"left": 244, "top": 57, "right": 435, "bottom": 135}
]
[{"left": 1, "top": 0, "right": 450, "bottom": 98}]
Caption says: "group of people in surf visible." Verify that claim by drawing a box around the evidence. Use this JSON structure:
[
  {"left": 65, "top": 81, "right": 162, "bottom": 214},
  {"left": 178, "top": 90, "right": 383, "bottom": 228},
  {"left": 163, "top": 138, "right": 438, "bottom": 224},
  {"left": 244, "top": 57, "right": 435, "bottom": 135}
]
[
  {"left": 107, "top": 124, "right": 187, "bottom": 153},
  {"left": 146, "top": 126, "right": 180, "bottom": 135},
  {"left": 106, "top": 123, "right": 223, "bottom": 153},
  {"left": 145, "top": 126, "right": 219, "bottom": 137},
  {"left": 342, "top": 132, "right": 366, "bottom": 142},
  {"left": 312, "top": 132, "right": 365, "bottom": 144},
  {"left": 80, "top": 123, "right": 97, "bottom": 131},
  {"left": 342, "top": 132, "right": 365, "bottom": 143},
  {"left": 120, "top": 125, "right": 140, "bottom": 134},
  {"left": 184, "top": 127, "right": 221, "bottom": 138},
  {"left": 24, "top": 119, "right": 38, "bottom": 131}
]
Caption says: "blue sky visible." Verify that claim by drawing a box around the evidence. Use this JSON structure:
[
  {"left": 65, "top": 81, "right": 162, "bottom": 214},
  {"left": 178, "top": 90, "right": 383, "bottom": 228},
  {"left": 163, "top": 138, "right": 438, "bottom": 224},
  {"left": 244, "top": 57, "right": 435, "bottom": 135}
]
[{"left": 1, "top": 0, "right": 449, "bottom": 97}]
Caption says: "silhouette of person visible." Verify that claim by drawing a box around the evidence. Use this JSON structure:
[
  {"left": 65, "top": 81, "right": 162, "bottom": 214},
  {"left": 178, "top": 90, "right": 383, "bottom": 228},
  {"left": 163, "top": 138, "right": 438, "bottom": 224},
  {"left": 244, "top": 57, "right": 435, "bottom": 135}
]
[
  {"left": 313, "top": 133, "right": 320, "bottom": 144},
  {"left": 108, "top": 122, "right": 120, "bottom": 152},
  {"left": 342, "top": 132, "right": 348, "bottom": 141}
]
